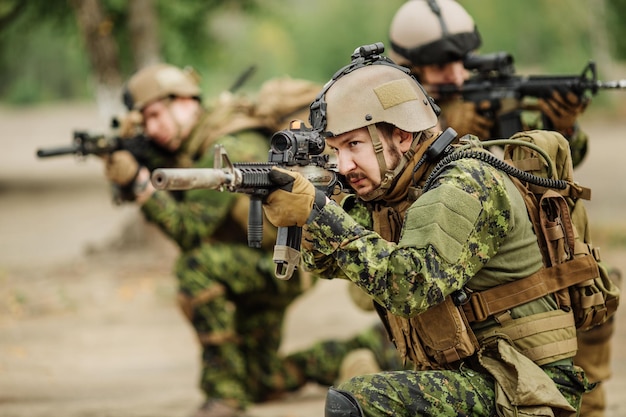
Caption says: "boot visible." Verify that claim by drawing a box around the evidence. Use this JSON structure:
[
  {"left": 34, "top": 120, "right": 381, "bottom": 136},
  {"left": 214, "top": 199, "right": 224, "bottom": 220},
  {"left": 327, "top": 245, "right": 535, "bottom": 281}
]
[{"left": 336, "top": 348, "right": 382, "bottom": 385}]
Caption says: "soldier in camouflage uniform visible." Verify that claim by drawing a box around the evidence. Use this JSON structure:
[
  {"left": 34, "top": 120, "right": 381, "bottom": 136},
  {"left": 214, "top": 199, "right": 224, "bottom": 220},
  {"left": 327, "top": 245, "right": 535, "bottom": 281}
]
[
  {"left": 261, "top": 47, "right": 593, "bottom": 416},
  {"left": 387, "top": 2, "right": 619, "bottom": 416},
  {"left": 388, "top": 0, "right": 590, "bottom": 166},
  {"left": 102, "top": 63, "right": 404, "bottom": 417}
]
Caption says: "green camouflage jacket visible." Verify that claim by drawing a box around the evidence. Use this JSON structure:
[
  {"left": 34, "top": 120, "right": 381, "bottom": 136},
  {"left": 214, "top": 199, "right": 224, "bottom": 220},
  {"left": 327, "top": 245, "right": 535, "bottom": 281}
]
[{"left": 302, "top": 156, "right": 556, "bottom": 320}]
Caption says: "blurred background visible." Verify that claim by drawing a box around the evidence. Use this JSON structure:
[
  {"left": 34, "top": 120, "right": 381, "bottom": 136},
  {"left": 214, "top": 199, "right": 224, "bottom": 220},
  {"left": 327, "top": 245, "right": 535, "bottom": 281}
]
[
  {"left": 0, "top": 0, "right": 625, "bottom": 113},
  {"left": 0, "top": 1, "right": 625, "bottom": 417}
]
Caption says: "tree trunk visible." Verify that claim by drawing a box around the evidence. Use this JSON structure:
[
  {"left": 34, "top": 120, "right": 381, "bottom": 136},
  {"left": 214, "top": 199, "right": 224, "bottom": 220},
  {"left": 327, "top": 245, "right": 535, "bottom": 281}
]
[
  {"left": 69, "top": 0, "right": 125, "bottom": 124},
  {"left": 128, "top": 0, "right": 162, "bottom": 69}
]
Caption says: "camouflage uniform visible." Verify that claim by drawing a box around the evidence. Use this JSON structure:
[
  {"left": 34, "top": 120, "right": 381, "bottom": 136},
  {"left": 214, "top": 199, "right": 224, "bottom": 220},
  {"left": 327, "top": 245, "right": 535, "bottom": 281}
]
[
  {"left": 441, "top": 98, "right": 615, "bottom": 417},
  {"left": 302, "top": 153, "right": 592, "bottom": 416},
  {"left": 137, "top": 109, "right": 402, "bottom": 408}
]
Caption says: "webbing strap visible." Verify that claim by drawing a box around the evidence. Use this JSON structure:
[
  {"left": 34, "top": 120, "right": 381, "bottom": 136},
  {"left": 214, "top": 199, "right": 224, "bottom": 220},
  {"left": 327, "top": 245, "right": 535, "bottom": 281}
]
[
  {"left": 522, "top": 338, "right": 578, "bottom": 363},
  {"left": 198, "top": 330, "right": 239, "bottom": 346},
  {"left": 189, "top": 285, "right": 226, "bottom": 308},
  {"left": 463, "top": 255, "right": 600, "bottom": 323},
  {"left": 476, "top": 311, "right": 577, "bottom": 364}
]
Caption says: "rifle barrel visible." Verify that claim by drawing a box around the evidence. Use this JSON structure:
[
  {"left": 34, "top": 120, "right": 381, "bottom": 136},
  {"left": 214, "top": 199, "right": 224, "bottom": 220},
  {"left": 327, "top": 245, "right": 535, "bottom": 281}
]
[
  {"left": 36, "top": 145, "right": 80, "bottom": 158},
  {"left": 598, "top": 79, "right": 626, "bottom": 89},
  {"left": 151, "top": 168, "right": 234, "bottom": 190}
]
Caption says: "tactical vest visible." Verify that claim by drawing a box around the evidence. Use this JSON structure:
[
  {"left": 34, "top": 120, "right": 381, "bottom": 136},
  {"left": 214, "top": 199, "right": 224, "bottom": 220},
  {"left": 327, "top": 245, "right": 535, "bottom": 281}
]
[{"left": 374, "top": 131, "right": 619, "bottom": 370}]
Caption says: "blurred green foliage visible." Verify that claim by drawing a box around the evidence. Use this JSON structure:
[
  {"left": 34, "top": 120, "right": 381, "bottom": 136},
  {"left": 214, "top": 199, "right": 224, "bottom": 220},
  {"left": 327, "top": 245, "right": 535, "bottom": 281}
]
[
  {"left": 606, "top": 0, "right": 626, "bottom": 57},
  {"left": 0, "top": 0, "right": 623, "bottom": 105}
]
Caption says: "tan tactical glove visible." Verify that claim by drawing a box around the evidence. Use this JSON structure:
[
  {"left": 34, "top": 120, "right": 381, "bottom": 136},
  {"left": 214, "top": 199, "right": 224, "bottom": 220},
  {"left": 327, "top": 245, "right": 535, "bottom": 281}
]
[
  {"left": 538, "top": 90, "right": 589, "bottom": 136},
  {"left": 263, "top": 167, "right": 322, "bottom": 227},
  {"left": 104, "top": 150, "right": 139, "bottom": 186},
  {"left": 441, "top": 99, "right": 494, "bottom": 139},
  {"left": 117, "top": 110, "right": 143, "bottom": 138}
]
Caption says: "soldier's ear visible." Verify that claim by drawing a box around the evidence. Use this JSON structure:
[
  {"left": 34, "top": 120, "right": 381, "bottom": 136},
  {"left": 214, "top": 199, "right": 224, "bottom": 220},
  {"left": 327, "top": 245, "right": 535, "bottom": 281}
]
[{"left": 396, "top": 128, "right": 413, "bottom": 153}]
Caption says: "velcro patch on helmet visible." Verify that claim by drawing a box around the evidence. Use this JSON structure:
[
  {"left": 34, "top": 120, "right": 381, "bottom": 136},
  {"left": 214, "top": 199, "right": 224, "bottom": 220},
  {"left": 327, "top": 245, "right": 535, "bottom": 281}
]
[
  {"left": 374, "top": 79, "right": 419, "bottom": 109},
  {"left": 156, "top": 67, "right": 190, "bottom": 88},
  {"left": 399, "top": 183, "right": 481, "bottom": 264}
]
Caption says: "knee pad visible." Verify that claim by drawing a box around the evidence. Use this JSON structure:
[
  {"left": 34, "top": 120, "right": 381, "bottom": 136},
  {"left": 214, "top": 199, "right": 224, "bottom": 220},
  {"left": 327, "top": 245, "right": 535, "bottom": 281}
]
[{"left": 325, "top": 387, "right": 364, "bottom": 417}]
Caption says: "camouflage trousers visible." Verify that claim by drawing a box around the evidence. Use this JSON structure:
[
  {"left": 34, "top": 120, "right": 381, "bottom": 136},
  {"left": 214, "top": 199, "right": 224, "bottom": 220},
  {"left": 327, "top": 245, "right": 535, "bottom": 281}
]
[
  {"left": 336, "top": 361, "right": 587, "bottom": 416},
  {"left": 285, "top": 321, "right": 404, "bottom": 387},
  {"left": 175, "top": 242, "right": 403, "bottom": 408}
]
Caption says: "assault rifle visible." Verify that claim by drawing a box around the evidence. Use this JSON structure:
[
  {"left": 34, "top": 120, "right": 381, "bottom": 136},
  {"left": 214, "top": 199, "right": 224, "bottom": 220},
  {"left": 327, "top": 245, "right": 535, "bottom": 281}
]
[
  {"left": 434, "top": 52, "right": 626, "bottom": 138},
  {"left": 37, "top": 129, "right": 147, "bottom": 159},
  {"left": 36, "top": 117, "right": 175, "bottom": 173},
  {"left": 150, "top": 121, "right": 340, "bottom": 281},
  {"left": 37, "top": 116, "right": 164, "bottom": 165}
]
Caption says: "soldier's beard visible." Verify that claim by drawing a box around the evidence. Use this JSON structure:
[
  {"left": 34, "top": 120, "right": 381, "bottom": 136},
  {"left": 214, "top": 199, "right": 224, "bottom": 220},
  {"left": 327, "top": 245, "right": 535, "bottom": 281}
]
[{"left": 347, "top": 144, "right": 403, "bottom": 195}]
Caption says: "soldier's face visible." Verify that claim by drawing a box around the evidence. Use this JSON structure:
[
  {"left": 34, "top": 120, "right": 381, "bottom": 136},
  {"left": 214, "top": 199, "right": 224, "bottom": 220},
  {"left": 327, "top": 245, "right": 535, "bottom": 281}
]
[
  {"left": 417, "top": 61, "right": 468, "bottom": 94},
  {"left": 142, "top": 98, "right": 199, "bottom": 152},
  {"left": 326, "top": 126, "right": 410, "bottom": 197}
]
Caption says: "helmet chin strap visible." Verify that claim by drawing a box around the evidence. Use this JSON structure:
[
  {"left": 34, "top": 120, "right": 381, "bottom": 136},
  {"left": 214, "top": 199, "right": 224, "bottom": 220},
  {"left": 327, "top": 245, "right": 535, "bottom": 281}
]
[
  {"left": 165, "top": 100, "right": 185, "bottom": 149},
  {"left": 360, "top": 124, "right": 421, "bottom": 202}
]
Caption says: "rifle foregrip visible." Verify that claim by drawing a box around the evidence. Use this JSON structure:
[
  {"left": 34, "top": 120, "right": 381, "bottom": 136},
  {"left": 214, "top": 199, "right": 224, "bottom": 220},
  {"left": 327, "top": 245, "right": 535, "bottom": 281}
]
[{"left": 248, "top": 197, "right": 263, "bottom": 248}]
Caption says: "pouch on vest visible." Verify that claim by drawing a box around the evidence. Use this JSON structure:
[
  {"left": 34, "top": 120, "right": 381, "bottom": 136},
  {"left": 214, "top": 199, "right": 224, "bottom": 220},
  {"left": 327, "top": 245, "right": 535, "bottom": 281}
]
[
  {"left": 503, "top": 130, "right": 620, "bottom": 331},
  {"left": 384, "top": 295, "right": 479, "bottom": 369}
]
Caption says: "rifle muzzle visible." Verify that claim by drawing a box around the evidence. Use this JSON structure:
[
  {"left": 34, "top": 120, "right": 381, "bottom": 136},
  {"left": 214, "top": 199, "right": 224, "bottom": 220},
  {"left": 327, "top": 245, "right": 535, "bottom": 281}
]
[{"left": 151, "top": 168, "right": 234, "bottom": 190}]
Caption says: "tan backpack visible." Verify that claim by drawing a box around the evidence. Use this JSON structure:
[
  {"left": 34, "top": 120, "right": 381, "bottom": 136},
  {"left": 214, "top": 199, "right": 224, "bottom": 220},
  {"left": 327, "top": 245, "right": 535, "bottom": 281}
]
[
  {"left": 254, "top": 76, "right": 322, "bottom": 132},
  {"left": 193, "top": 76, "right": 322, "bottom": 156},
  {"left": 500, "top": 130, "right": 620, "bottom": 331}
]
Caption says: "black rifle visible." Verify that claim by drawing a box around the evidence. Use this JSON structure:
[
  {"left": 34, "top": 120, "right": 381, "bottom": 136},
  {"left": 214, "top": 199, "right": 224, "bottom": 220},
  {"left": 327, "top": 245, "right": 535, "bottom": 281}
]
[
  {"left": 37, "top": 63, "right": 260, "bottom": 165},
  {"left": 150, "top": 121, "right": 340, "bottom": 281},
  {"left": 434, "top": 52, "right": 626, "bottom": 138},
  {"left": 38, "top": 130, "right": 145, "bottom": 159},
  {"left": 36, "top": 118, "right": 175, "bottom": 172}
]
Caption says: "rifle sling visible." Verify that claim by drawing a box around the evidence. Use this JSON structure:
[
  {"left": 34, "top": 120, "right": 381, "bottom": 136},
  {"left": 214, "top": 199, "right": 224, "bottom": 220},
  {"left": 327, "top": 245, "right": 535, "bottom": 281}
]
[{"left": 463, "top": 254, "right": 599, "bottom": 323}]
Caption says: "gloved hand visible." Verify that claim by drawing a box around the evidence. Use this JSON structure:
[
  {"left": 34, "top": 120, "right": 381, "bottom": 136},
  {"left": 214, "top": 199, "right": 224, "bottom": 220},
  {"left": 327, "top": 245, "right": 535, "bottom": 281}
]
[
  {"left": 263, "top": 167, "right": 317, "bottom": 227},
  {"left": 117, "top": 110, "right": 143, "bottom": 138},
  {"left": 538, "top": 90, "right": 589, "bottom": 136},
  {"left": 442, "top": 99, "right": 494, "bottom": 139},
  {"left": 104, "top": 150, "right": 139, "bottom": 186}
]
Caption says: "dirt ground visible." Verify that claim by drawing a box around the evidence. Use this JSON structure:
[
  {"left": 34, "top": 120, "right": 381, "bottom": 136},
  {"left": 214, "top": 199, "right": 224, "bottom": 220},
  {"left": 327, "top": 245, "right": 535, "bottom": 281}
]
[{"left": 1, "top": 102, "right": 626, "bottom": 417}]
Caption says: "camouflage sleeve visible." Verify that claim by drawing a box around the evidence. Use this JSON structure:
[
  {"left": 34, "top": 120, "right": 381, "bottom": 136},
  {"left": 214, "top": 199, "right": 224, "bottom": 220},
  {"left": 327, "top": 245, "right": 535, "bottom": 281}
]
[
  {"left": 301, "top": 193, "right": 372, "bottom": 279},
  {"left": 303, "top": 159, "right": 514, "bottom": 318},
  {"left": 341, "top": 194, "right": 373, "bottom": 228},
  {"left": 140, "top": 130, "right": 269, "bottom": 251},
  {"left": 140, "top": 182, "right": 237, "bottom": 251},
  {"left": 567, "top": 126, "right": 588, "bottom": 168}
]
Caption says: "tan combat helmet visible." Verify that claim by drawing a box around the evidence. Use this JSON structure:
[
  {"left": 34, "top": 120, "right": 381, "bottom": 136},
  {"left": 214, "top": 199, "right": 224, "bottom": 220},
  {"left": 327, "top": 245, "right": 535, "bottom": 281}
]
[
  {"left": 123, "top": 64, "right": 201, "bottom": 111},
  {"left": 310, "top": 43, "right": 439, "bottom": 200},
  {"left": 322, "top": 64, "right": 437, "bottom": 136},
  {"left": 388, "top": 0, "right": 481, "bottom": 67}
]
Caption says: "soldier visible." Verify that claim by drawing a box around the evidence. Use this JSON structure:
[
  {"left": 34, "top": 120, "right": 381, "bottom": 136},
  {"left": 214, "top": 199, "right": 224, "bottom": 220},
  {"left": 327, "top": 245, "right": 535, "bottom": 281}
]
[
  {"left": 388, "top": 0, "right": 589, "bottom": 166},
  {"left": 261, "top": 46, "right": 593, "bottom": 416},
  {"left": 388, "top": 2, "right": 619, "bottom": 416},
  {"left": 103, "top": 63, "right": 403, "bottom": 417}
]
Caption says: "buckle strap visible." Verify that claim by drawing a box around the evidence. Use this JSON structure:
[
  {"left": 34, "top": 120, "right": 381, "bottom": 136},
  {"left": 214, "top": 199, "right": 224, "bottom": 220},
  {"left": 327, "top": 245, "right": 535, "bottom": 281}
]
[{"left": 463, "top": 255, "right": 599, "bottom": 323}]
